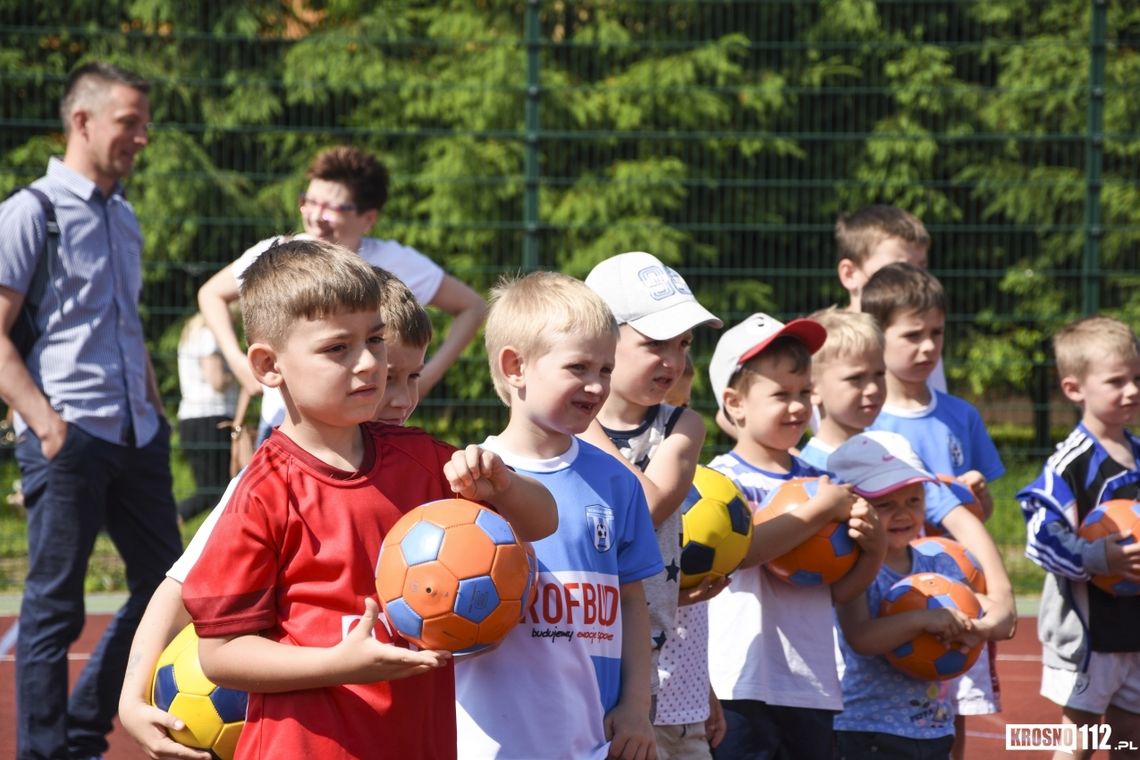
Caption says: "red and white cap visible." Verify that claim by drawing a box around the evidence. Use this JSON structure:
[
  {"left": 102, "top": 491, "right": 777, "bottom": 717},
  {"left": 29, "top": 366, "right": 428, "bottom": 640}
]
[
  {"left": 585, "top": 252, "right": 722, "bottom": 340},
  {"left": 708, "top": 312, "right": 826, "bottom": 410},
  {"left": 827, "top": 430, "right": 935, "bottom": 498}
]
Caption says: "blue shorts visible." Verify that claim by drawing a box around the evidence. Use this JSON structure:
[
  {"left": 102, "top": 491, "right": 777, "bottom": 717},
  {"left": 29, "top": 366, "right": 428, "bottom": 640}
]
[{"left": 712, "top": 700, "right": 835, "bottom": 760}]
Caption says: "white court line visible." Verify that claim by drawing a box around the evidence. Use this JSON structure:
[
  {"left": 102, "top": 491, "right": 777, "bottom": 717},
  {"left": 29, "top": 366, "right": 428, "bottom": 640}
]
[
  {"left": 967, "top": 730, "right": 1007, "bottom": 740},
  {"left": 0, "top": 618, "right": 18, "bottom": 658},
  {"left": 997, "top": 653, "right": 1043, "bottom": 662}
]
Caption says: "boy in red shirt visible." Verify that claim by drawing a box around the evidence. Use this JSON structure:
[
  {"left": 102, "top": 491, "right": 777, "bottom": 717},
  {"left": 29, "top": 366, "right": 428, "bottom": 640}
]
[{"left": 181, "top": 240, "right": 556, "bottom": 760}]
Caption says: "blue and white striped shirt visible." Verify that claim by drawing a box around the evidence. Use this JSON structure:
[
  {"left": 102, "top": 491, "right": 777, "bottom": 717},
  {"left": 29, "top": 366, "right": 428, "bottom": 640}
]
[{"left": 0, "top": 158, "right": 159, "bottom": 446}]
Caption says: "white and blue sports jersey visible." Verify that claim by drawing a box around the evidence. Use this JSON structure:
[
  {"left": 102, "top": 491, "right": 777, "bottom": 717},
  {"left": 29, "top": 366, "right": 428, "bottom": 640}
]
[
  {"left": 455, "top": 437, "right": 663, "bottom": 759},
  {"left": 1018, "top": 423, "right": 1140, "bottom": 654},
  {"left": 798, "top": 437, "right": 834, "bottom": 471},
  {"left": 872, "top": 391, "right": 1004, "bottom": 483},
  {"left": 706, "top": 453, "right": 844, "bottom": 710},
  {"left": 834, "top": 549, "right": 972, "bottom": 739}
]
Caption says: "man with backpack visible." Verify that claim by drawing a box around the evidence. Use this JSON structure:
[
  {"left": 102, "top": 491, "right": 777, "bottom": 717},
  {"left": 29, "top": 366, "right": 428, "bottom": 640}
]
[{"left": 0, "top": 61, "right": 181, "bottom": 760}]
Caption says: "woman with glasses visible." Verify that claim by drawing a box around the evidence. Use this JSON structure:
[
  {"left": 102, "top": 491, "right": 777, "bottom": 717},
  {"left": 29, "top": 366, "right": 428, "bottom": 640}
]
[{"left": 197, "top": 145, "right": 487, "bottom": 441}]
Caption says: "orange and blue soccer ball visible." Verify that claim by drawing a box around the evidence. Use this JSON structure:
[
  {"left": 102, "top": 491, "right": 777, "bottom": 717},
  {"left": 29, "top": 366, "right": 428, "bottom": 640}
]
[
  {"left": 679, "top": 465, "right": 753, "bottom": 589},
  {"left": 376, "top": 498, "right": 536, "bottom": 654},
  {"left": 910, "top": 536, "right": 987, "bottom": 594},
  {"left": 754, "top": 477, "right": 859, "bottom": 586},
  {"left": 879, "top": 572, "right": 982, "bottom": 681},
  {"left": 150, "top": 624, "right": 247, "bottom": 760},
  {"left": 1078, "top": 499, "right": 1140, "bottom": 596}
]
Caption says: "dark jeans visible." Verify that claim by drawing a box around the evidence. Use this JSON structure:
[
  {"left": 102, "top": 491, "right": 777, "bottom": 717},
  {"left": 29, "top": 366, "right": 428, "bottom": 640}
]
[
  {"left": 836, "top": 730, "right": 953, "bottom": 759},
  {"left": 177, "top": 415, "right": 231, "bottom": 520},
  {"left": 712, "top": 699, "right": 836, "bottom": 760},
  {"left": 15, "top": 421, "right": 182, "bottom": 759}
]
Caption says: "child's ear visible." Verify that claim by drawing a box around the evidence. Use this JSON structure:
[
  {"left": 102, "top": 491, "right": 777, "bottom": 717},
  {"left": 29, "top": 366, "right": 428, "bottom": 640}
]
[
  {"left": 498, "top": 346, "right": 526, "bottom": 391},
  {"left": 810, "top": 381, "right": 823, "bottom": 409},
  {"left": 722, "top": 387, "right": 744, "bottom": 427},
  {"left": 248, "top": 343, "right": 283, "bottom": 388},
  {"left": 837, "top": 258, "right": 862, "bottom": 294},
  {"left": 1059, "top": 375, "right": 1084, "bottom": 405}
]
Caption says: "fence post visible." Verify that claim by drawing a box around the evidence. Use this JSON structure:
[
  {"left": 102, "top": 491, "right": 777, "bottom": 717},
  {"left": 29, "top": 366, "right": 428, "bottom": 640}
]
[
  {"left": 1082, "top": 0, "right": 1106, "bottom": 315},
  {"left": 523, "top": 0, "right": 541, "bottom": 271}
]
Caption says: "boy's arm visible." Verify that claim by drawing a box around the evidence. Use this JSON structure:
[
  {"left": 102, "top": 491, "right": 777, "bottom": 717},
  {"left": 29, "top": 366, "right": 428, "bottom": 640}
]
[
  {"left": 444, "top": 444, "right": 557, "bottom": 541},
  {"left": 836, "top": 589, "right": 974, "bottom": 657},
  {"left": 742, "top": 476, "right": 855, "bottom": 568},
  {"left": 419, "top": 274, "right": 487, "bottom": 397},
  {"left": 831, "top": 498, "right": 886, "bottom": 605},
  {"left": 197, "top": 598, "right": 450, "bottom": 693},
  {"left": 197, "top": 263, "right": 259, "bottom": 396},
  {"left": 604, "top": 580, "right": 657, "bottom": 760},
  {"left": 1019, "top": 485, "right": 1104, "bottom": 581},
  {"left": 118, "top": 577, "right": 210, "bottom": 760},
  {"left": 581, "top": 410, "right": 705, "bottom": 527},
  {"left": 941, "top": 505, "right": 1017, "bottom": 640}
]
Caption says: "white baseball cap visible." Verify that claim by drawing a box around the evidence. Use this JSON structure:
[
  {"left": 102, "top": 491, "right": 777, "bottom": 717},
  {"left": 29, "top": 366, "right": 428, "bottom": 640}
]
[
  {"left": 708, "top": 312, "right": 826, "bottom": 410},
  {"left": 585, "top": 252, "right": 722, "bottom": 340},
  {"left": 827, "top": 431, "right": 935, "bottom": 498}
]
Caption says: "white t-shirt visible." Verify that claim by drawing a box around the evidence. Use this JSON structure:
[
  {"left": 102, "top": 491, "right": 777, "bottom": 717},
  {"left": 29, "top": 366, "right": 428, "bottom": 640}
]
[
  {"left": 705, "top": 452, "right": 844, "bottom": 711},
  {"left": 231, "top": 235, "right": 446, "bottom": 431},
  {"left": 167, "top": 474, "right": 241, "bottom": 582},
  {"left": 176, "top": 323, "right": 237, "bottom": 420},
  {"left": 455, "top": 437, "right": 663, "bottom": 760}
]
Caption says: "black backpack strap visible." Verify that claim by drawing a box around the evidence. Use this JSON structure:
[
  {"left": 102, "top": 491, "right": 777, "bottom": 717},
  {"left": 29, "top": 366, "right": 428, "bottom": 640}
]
[{"left": 5, "top": 186, "right": 60, "bottom": 358}]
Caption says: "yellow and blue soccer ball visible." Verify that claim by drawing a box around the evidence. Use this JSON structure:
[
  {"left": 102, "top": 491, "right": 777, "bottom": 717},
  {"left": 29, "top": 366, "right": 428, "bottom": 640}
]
[
  {"left": 376, "top": 498, "right": 536, "bottom": 654},
  {"left": 679, "top": 465, "right": 753, "bottom": 589},
  {"left": 150, "top": 624, "right": 247, "bottom": 760}
]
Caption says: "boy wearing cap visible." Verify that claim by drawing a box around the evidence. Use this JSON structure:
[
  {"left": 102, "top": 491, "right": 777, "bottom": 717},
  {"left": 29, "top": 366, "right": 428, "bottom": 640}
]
[
  {"left": 827, "top": 431, "right": 1013, "bottom": 760},
  {"left": 582, "top": 251, "right": 724, "bottom": 752},
  {"left": 705, "top": 312, "right": 884, "bottom": 760}
]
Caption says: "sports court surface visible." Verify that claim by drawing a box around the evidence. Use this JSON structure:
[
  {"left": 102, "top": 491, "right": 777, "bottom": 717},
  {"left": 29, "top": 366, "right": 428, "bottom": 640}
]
[{"left": 0, "top": 604, "right": 1080, "bottom": 759}]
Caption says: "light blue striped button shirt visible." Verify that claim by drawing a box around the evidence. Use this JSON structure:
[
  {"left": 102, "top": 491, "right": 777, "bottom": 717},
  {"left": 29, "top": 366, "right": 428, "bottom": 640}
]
[{"left": 0, "top": 157, "right": 159, "bottom": 446}]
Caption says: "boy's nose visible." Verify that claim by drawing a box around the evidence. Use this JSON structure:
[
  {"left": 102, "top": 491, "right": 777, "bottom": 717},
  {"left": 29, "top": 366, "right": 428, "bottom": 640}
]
[{"left": 584, "top": 375, "right": 607, "bottom": 395}]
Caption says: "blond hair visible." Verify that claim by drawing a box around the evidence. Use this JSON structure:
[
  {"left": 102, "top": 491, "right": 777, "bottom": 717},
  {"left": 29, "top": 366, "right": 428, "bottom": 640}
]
[
  {"left": 835, "top": 204, "right": 930, "bottom": 267},
  {"left": 485, "top": 271, "right": 618, "bottom": 405},
  {"left": 809, "top": 306, "right": 884, "bottom": 371},
  {"left": 372, "top": 267, "right": 432, "bottom": 349},
  {"left": 1053, "top": 315, "right": 1140, "bottom": 381},
  {"left": 240, "top": 239, "right": 383, "bottom": 347}
]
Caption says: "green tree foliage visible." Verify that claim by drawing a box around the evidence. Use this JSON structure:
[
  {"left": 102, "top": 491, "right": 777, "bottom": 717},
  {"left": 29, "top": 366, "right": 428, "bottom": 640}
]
[{"left": 1, "top": 0, "right": 1136, "bottom": 450}]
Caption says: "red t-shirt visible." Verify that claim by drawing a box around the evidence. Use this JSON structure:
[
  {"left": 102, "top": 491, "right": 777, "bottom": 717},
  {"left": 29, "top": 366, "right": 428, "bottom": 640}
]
[{"left": 183, "top": 423, "right": 458, "bottom": 760}]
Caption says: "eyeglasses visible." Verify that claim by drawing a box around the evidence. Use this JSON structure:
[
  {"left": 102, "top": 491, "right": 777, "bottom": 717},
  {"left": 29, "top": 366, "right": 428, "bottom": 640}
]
[{"left": 298, "top": 193, "right": 357, "bottom": 215}]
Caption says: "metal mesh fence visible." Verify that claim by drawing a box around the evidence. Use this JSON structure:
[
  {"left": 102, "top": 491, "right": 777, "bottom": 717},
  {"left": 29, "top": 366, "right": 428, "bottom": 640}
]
[{"left": 1, "top": 0, "right": 1138, "bottom": 591}]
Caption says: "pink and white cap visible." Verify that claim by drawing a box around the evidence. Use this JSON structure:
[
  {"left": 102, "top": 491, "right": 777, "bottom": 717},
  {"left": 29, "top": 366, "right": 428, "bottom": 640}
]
[
  {"left": 826, "top": 430, "right": 935, "bottom": 498},
  {"left": 708, "top": 312, "right": 826, "bottom": 410}
]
